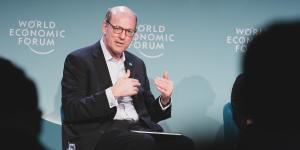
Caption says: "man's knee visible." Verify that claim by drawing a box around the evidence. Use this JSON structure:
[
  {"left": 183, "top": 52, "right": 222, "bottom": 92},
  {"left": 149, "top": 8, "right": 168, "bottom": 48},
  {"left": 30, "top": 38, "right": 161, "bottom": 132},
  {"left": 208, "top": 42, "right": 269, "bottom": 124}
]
[
  {"left": 157, "top": 135, "right": 195, "bottom": 150},
  {"left": 96, "top": 131, "right": 156, "bottom": 150},
  {"left": 130, "top": 133, "right": 156, "bottom": 150},
  {"left": 179, "top": 136, "right": 195, "bottom": 150}
]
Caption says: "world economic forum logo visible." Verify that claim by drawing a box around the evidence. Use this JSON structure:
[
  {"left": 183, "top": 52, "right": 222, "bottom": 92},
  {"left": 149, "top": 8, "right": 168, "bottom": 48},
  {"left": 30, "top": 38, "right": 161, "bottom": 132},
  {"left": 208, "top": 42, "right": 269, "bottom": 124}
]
[
  {"left": 226, "top": 27, "right": 261, "bottom": 53},
  {"left": 129, "top": 24, "right": 175, "bottom": 59},
  {"left": 9, "top": 19, "right": 66, "bottom": 55}
]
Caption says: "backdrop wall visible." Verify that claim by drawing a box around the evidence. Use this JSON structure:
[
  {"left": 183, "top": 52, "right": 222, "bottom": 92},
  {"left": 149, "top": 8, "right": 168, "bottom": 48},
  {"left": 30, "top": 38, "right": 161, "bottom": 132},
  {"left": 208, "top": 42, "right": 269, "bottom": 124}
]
[{"left": 1, "top": 0, "right": 300, "bottom": 149}]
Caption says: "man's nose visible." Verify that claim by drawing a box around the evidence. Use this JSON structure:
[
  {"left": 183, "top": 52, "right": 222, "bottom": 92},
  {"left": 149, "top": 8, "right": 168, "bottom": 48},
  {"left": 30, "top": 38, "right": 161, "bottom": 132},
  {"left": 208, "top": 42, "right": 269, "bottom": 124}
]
[{"left": 119, "top": 30, "right": 126, "bottom": 39}]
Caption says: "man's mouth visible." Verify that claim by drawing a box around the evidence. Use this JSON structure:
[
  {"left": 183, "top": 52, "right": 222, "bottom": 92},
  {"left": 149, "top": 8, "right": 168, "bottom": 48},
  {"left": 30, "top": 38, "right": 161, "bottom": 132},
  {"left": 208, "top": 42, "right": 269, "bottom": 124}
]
[{"left": 115, "top": 41, "right": 126, "bottom": 47}]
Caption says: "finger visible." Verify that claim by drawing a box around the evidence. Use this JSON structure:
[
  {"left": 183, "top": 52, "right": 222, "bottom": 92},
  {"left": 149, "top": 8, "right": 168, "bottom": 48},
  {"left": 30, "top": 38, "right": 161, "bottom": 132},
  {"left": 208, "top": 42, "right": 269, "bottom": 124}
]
[
  {"left": 155, "top": 77, "right": 165, "bottom": 84},
  {"left": 156, "top": 80, "right": 173, "bottom": 94},
  {"left": 155, "top": 81, "right": 167, "bottom": 92},
  {"left": 156, "top": 77, "right": 169, "bottom": 83},
  {"left": 124, "top": 69, "right": 130, "bottom": 78},
  {"left": 132, "top": 80, "right": 141, "bottom": 87},
  {"left": 130, "top": 87, "right": 138, "bottom": 95},
  {"left": 155, "top": 78, "right": 168, "bottom": 87},
  {"left": 156, "top": 77, "right": 173, "bottom": 89},
  {"left": 133, "top": 87, "right": 139, "bottom": 92},
  {"left": 154, "top": 78, "right": 161, "bottom": 87},
  {"left": 162, "top": 71, "right": 169, "bottom": 79},
  {"left": 131, "top": 79, "right": 140, "bottom": 84},
  {"left": 156, "top": 85, "right": 166, "bottom": 94},
  {"left": 131, "top": 78, "right": 140, "bottom": 83}
]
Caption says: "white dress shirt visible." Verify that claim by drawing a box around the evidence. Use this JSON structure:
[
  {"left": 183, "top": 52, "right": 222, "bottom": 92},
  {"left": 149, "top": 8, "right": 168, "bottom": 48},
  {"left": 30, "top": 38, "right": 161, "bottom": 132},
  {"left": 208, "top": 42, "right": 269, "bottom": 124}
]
[{"left": 100, "top": 38, "right": 170, "bottom": 121}]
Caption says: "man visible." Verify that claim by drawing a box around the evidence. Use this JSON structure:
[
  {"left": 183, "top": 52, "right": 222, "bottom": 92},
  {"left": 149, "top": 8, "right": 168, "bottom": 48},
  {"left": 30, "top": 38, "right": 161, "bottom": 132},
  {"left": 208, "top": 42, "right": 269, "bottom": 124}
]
[
  {"left": 61, "top": 6, "right": 194, "bottom": 150},
  {"left": 237, "top": 21, "right": 300, "bottom": 150},
  {"left": 0, "top": 57, "right": 45, "bottom": 150}
]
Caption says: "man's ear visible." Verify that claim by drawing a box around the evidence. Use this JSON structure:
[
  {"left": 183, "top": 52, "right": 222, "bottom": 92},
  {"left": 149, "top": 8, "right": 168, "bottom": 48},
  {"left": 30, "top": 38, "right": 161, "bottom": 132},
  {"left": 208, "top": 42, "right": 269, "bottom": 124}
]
[{"left": 102, "top": 21, "right": 108, "bottom": 34}]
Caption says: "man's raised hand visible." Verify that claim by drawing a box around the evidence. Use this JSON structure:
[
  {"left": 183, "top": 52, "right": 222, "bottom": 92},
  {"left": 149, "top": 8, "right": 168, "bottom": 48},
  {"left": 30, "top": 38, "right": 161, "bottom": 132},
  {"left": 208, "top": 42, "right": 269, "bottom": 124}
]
[{"left": 112, "top": 69, "right": 141, "bottom": 98}]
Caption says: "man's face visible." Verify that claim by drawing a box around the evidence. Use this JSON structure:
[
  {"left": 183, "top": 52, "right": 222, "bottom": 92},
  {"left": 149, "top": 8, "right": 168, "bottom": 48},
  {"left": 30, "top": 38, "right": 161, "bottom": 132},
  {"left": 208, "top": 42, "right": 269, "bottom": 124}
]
[{"left": 102, "top": 12, "right": 136, "bottom": 58}]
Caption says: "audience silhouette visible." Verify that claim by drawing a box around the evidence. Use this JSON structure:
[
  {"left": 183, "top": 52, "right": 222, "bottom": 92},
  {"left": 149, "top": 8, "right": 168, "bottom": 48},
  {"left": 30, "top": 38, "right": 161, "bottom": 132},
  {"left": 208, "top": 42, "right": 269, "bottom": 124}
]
[
  {"left": 0, "top": 57, "right": 45, "bottom": 150},
  {"left": 237, "top": 21, "right": 300, "bottom": 150}
]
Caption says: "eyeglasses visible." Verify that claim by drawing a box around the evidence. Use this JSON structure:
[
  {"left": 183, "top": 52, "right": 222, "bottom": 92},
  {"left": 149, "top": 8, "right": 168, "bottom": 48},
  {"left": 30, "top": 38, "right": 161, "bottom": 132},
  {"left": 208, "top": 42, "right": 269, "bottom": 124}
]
[{"left": 106, "top": 20, "right": 136, "bottom": 37}]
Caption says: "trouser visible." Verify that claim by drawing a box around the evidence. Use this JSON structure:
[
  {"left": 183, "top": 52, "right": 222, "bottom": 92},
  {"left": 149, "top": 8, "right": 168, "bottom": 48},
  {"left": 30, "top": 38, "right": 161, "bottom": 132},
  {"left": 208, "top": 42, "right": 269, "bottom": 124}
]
[{"left": 94, "top": 120, "right": 195, "bottom": 150}]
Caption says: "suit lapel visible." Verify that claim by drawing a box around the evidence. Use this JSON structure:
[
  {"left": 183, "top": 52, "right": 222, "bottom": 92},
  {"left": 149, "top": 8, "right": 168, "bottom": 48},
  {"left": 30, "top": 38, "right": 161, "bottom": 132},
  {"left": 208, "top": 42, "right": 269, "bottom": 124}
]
[
  {"left": 124, "top": 52, "right": 142, "bottom": 114},
  {"left": 91, "top": 41, "right": 113, "bottom": 88},
  {"left": 124, "top": 52, "right": 136, "bottom": 79}
]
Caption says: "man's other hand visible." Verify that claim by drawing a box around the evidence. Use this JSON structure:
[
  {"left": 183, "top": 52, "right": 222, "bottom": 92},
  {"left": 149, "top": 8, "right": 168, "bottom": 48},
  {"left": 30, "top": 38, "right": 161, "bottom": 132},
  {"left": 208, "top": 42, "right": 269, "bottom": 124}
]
[{"left": 155, "top": 71, "right": 173, "bottom": 106}]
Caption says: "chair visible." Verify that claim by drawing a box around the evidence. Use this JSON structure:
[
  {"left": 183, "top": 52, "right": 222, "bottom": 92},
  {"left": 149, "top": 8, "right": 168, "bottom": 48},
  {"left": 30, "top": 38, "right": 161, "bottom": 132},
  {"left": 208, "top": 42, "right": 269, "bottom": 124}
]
[{"left": 60, "top": 107, "right": 71, "bottom": 150}]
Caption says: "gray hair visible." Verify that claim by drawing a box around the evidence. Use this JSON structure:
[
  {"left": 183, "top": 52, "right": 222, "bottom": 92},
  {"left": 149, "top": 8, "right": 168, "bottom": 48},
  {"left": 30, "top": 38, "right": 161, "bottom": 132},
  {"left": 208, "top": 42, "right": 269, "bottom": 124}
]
[{"left": 104, "top": 6, "right": 138, "bottom": 25}]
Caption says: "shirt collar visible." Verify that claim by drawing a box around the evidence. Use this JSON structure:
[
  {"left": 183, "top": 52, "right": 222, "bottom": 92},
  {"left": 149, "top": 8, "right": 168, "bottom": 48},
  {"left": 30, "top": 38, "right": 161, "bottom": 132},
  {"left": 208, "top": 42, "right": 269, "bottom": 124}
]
[{"left": 100, "top": 38, "right": 126, "bottom": 62}]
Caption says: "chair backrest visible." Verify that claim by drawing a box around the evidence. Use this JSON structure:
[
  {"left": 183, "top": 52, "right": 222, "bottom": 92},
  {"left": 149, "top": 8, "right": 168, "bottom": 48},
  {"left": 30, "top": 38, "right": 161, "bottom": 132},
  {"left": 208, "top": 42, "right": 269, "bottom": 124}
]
[
  {"left": 223, "top": 102, "right": 239, "bottom": 145},
  {"left": 60, "top": 106, "right": 67, "bottom": 150}
]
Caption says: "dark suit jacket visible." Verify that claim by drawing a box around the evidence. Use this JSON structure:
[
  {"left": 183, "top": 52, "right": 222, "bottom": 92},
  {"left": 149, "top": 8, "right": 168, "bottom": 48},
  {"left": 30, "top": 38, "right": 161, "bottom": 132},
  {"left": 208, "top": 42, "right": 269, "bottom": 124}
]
[{"left": 61, "top": 41, "right": 171, "bottom": 150}]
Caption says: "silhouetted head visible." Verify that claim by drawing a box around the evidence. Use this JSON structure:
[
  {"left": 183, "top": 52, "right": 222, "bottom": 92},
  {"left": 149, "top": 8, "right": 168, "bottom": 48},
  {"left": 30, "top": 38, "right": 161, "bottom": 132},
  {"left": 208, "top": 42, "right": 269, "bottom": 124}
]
[
  {"left": 0, "top": 57, "right": 41, "bottom": 137},
  {"left": 242, "top": 21, "right": 300, "bottom": 131}
]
